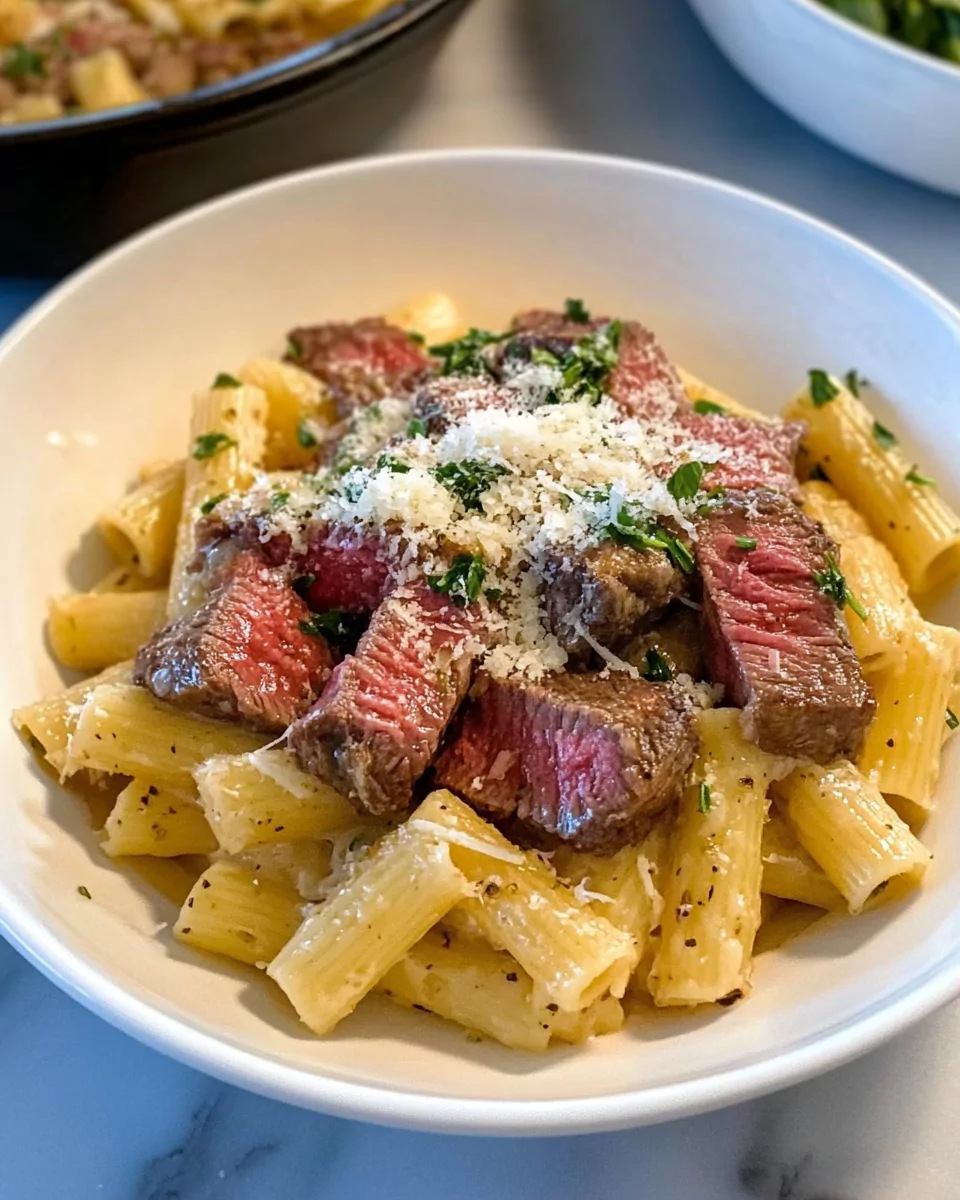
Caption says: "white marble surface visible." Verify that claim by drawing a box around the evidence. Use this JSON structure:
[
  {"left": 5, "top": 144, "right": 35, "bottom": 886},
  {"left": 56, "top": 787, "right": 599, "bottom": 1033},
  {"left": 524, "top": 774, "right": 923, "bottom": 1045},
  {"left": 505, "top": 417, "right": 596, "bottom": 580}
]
[{"left": 6, "top": 0, "right": 960, "bottom": 1195}]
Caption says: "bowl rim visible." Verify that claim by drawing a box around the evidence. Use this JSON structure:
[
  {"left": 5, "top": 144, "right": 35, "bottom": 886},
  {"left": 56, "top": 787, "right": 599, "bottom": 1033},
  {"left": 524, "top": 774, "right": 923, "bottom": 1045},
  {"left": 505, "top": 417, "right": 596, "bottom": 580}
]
[
  {"left": 783, "top": 0, "right": 960, "bottom": 81},
  {"left": 0, "top": 0, "right": 460, "bottom": 145},
  {"left": 3, "top": 147, "right": 960, "bottom": 1134}
]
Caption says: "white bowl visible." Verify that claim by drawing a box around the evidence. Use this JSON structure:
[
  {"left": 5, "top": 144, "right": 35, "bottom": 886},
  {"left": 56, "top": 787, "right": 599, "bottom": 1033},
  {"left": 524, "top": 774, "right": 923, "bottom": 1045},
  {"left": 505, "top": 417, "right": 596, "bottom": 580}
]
[
  {"left": 687, "top": 0, "right": 960, "bottom": 196},
  {"left": 2, "top": 149, "right": 960, "bottom": 1134}
]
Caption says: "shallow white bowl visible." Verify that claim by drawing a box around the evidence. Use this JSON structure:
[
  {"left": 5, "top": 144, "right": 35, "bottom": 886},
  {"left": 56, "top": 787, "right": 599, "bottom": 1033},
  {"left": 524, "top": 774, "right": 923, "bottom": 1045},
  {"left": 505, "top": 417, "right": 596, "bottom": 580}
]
[
  {"left": 688, "top": 0, "right": 960, "bottom": 196},
  {"left": 2, "top": 150, "right": 960, "bottom": 1134}
]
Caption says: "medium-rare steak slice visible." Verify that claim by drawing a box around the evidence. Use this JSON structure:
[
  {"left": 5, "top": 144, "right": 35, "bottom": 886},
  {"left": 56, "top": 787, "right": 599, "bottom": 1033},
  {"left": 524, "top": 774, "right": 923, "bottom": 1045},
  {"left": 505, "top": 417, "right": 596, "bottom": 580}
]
[
  {"left": 134, "top": 550, "right": 335, "bottom": 731},
  {"left": 410, "top": 376, "right": 516, "bottom": 434},
  {"left": 540, "top": 542, "right": 685, "bottom": 656},
  {"left": 433, "top": 671, "right": 697, "bottom": 854},
  {"left": 609, "top": 320, "right": 688, "bottom": 422},
  {"left": 290, "top": 584, "right": 482, "bottom": 817},
  {"left": 286, "top": 318, "right": 431, "bottom": 416},
  {"left": 696, "top": 489, "right": 875, "bottom": 761},
  {"left": 677, "top": 410, "right": 805, "bottom": 502}
]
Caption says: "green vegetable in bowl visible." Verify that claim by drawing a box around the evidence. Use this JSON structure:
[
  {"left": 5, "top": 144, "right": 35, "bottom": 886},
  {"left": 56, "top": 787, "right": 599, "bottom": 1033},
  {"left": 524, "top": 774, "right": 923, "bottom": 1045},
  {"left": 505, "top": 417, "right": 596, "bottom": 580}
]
[{"left": 821, "top": 0, "right": 960, "bottom": 63}]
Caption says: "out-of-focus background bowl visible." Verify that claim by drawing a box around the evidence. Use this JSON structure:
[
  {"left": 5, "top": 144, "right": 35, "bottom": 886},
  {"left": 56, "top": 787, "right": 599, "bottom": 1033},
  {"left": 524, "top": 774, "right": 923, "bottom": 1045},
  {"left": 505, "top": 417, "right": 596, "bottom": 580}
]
[
  {"left": 686, "top": 0, "right": 960, "bottom": 196},
  {"left": 0, "top": 0, "right": 468, "bottom": 274},
  {"left": 2, "top": 150, "right": 960, "bottom": 1133}
]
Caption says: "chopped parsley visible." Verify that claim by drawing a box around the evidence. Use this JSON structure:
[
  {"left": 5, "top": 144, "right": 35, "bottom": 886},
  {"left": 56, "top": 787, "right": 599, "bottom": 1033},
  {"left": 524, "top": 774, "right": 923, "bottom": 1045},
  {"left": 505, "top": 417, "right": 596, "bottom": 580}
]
[
  {"left": 692, "top": 399, "right": 726, "bottom": 416},
  {"left": 603, "top": 505, "right": 695, "bottom": 573},
  {"left": 905, "top": 465, "right": 936, "bottom": 486},
  {"left": 808, "top": 462, "right": 831, "bottom": 482},
  {"left": 872, "top": 420, "right": 898, "bottom": 450},
  {"left": 292, "top": 573, "right": 316, "bottom": 600},
  {"left": 808, "top": 369, "right": 840, "bottom": 408},
  {"left": 200, "top": 492, "right": 228, "bottom": 515},
  {"left": 77, "top": 885, "right": 92, "bottom": 899},
  {"left": 734, "top": 536, "right": 758, "bottom": 550},
  {"left": 844, "top": 369, "right": 868, "bottom": 397},
  {"left": 297, "top": 422, "right": 319, "bottom": 449},
  {"left": 376, "top": 454, "right": 411, "bottom": 474},
  {"left": 192, "top": 431, "right": 237, "bottom": 461},
  {"left": 432, "top": 459, "right": 508, "bottom": 512},
  {"left": 430, "top": 328, "right": 506, "bottom": 376},
  {"left": 426, "top": 554, "right": 486, "bottom": 607},
  {"left": 542, "top": 321, "right": 622, "bottom": 406},
  {"left": 212, "top": 372, "right": 242, "bottom": 389},
  {"left": 641, "top": 646, "right": 674, "bottom": 682},
  {"left": 407, "top": 416, "right": 428, "bottom": 437},
  {"left": 269, "top": 490, "right": 290, "bottom": 510},
  {"left": 666, "top": 460, "right": 714, "bottom": 503},
  {"left": 563, "top": 298, "right": 591, "bottom": 323},
  {"left": 813, "top": 554, "right": 868, "bottom": 621},
  {"left": 299, "top": 610, "right": 367, "bottom": 646},
  {"left": 3, "top": 44, "right": 45, "bottom": 79},
  {"left": 698, "top": 783, "right": 712, "bottom": 814},
  {"left": 407, "top": 330, "right": 426, "bottom": 346},
  {"left": 286, "top": 336, "right": 301, "bottom": 360},
  {"left": 947, "top": 708, "right": 959, "bottom": 731}
]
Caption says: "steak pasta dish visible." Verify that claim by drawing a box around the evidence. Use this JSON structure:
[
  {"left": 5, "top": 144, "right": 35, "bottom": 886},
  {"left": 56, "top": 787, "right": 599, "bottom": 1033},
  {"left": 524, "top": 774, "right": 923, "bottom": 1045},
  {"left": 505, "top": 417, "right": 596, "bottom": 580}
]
[
  {"left": 16, "top": 291, "right": 960, "bottom": 1051},
  {"left": 0, "top": 0, "right": 395, "bottom": 124}
]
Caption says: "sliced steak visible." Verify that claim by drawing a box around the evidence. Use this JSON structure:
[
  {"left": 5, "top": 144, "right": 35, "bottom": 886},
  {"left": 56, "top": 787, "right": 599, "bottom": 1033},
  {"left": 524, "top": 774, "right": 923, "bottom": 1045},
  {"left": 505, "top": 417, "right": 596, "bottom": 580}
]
[
  {"left": 290, "top": 584, "right": 482, "bottom": 817},
  {"left": 696, "top": 489, "right": 875, "bottom": 761},
  {"left": 609, "top": 320, "right": 688, "bottom": 422},
  {"left": 496, "top": 308, "right": 610, "bottom": 368},
  {"left": 133, "top": 550, "right": 335, "bottom": 731},
  {"left": 540, "top": 542, "right": 685, "bottom": 656},
  {"left": 410, "top": 376, "right": 516, "bottom": 434},
  {"left": 677, "top": 411, "right": 805, "bottom": 502},
  {"left": 433, "top": 671, "right": 697, "bottom": 853},
  {"left": 286, "top": 318, "right": 431, "bottom": 416}
]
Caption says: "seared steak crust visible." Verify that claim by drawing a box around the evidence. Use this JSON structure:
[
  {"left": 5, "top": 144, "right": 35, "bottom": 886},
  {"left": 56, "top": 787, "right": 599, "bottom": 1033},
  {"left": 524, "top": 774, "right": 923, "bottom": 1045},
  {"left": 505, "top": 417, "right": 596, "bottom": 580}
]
[
  {"left": 696, "top": 489, "right": 875, "bottom": 761},
  {"left": 433, "top": 671, "right": 697, "bottom": 853},
  {"left": 134, "top": 550, "right": 335, "bottom": 731}
]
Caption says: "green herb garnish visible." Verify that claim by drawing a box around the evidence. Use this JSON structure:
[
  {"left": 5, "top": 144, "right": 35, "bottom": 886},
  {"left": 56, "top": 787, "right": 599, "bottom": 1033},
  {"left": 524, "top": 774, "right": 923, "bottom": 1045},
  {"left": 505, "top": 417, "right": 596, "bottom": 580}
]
[
  {"left": 430, "top": 328, "right": 506, "bottom": 376},
  {"left": 872, "top": 420, "right": 898, "bottom": 450},
  {"left": 297, "top": 422, "right": 319, "bottom": 450},
  {"left": 299, "top": 610, "right": 367, "bottom": 646},
  {"left": 808, "top": 463, "right": 831, "bottom": 482},
  {"left": 544, "top": 321, "right": 622, "bottom": 406},
  {"left": 603, "top": 505, "right": 695, "bottom": 573},
  {"left": 734, "top": 536, "right": 758, "bottom": 550},
  {"left": 407, "top": 330, "right": 426, "bottom": 346},
  {"left": 698, "top": 783, "right": 712, "bottom": 814},
  {"left": 809, "top": 369, "right": 840, "bottom": 408},
  {"left": 813, "top": 553, "right": 868, "bottom": 621},
  {"left": 3, "top": 44, "right": 45, "bottom": 79},
  {"left": 192, "top": 432, "right": 237, "bottom": 461},
  {"left": 666, "top": 460, "right": 714, "bottom": 503},
  {"left": 905, "top": 465, "right": 936, "bottom": 486},
  {"left": 426, "top": 554, "right": 486, "bottom": 607},
  {"left": 641, "top": 646, "right": 674, "bottom": 682},
  {"left": 292, "top": 573, "right": 316, "bottom": 600},
  {"left": 432, "top": 459, "right": 508, "bottom": 512},
  {"left": 407, "top": 416, "right": 428, "bottom": 437},
  {"left": 692, "top": 399, "right": 726, "bottom": 416},
  {"left": 376, "top": 454, "right": 411, "bottom": 474},
  {"left": 563, "top": 298, "right": 591, "bottom": 323},
  {"left": 212, "top": 372, "right": 241, "bottom": 389},
  {"left": 269, "top": 490, "right": 290, "bottom": 510},
  {"left": 844, "top": 369, "right": 869, "bottom": 397},
  {"left": 947, "top": 707, "right": 959, "bottom": 731},
  {"left": 77, "top": 885, "right": 91, "bottom": 899},
  {"left": 200, "top": 492, "right": 228, "bottom": 515},
  {"left": 286, "top": 336, "right": 301, "bottom": 360}
]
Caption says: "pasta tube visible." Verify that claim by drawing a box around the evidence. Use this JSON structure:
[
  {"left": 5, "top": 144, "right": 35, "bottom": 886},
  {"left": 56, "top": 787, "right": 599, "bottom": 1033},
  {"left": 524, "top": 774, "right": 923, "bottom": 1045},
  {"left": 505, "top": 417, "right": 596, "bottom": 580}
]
[
  {"left": 69, "top": 49, "right": 147, "bottom": 112},
  {"left": 195, "top": 748, "right": 367, "bottom": 854},
  {"left": 175, "top": 860, "right": 304, "bottom": 966},
  {"left": 168, "top": 381, "right": 267, "bottom": 619},
  {"left": 678, "top": 366, "right": 770, "bottom": 422},
  {"left": 47, "top": 590, "right": 167, "bottom": 671},
  {"left": 386, "top": 291, "right": 465, "bottom": 345},
  {"left": 267, "top": 825, "right": 470, "bottom": 1035},
  {"left": 98, "top": 461, "right": 185, "bottom": 581},
  {"left": 410, "top": 791, "right": 635, "bottom": 1012},
  {"left": 785, "top": 377, "right": 960, "bottom": 594},
  {"left": 236, "top": 358, "right": 337, "bottom": 470},
  {"left": 859, "top": 622, "right": 960, "bottom": 814},
  {"left": 64, "top": 683, "right": 266, "bottom": 789},
  {"left": 102, "top": 778, "right": 217, "bottom": 857},
  {"left": 761, "top": 810, "right": 844, "bottom": 910},
  {"left": 774, "top": 759, "right": 930, "bottom": 913},
  {"left": 379, "top": 927, "right": 623, "bottom": 1052},
  {"left": 650, "top": 708, "right": 784, "bottom": 1008}
]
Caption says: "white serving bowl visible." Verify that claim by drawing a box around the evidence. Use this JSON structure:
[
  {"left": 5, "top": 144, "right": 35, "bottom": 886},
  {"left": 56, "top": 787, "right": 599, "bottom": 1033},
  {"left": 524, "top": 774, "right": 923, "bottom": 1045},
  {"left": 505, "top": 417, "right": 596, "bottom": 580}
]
[
  {"left": 687, "top": 0, "right": 960, "bottom": 196},
  {"left": 2, "top": 150, "right": 960, "bottom": 1134}
]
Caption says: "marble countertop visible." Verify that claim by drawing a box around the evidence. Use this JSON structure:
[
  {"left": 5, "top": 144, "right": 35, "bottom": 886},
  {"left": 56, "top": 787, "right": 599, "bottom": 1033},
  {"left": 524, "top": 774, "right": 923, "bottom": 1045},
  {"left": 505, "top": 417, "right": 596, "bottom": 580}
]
[{"left": 6, "top": 0, "right": 960, "bottom": 1195}]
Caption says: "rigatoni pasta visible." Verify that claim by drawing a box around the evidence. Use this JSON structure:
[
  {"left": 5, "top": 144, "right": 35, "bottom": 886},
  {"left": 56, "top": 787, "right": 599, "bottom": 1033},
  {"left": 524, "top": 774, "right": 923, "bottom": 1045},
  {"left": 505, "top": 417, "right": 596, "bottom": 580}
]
[
  {"left": 48, "top": 589, "right": 168, "bottom": 672},
  {"left": 98, "top": 461, "right": 185, "bottom": 581}
]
